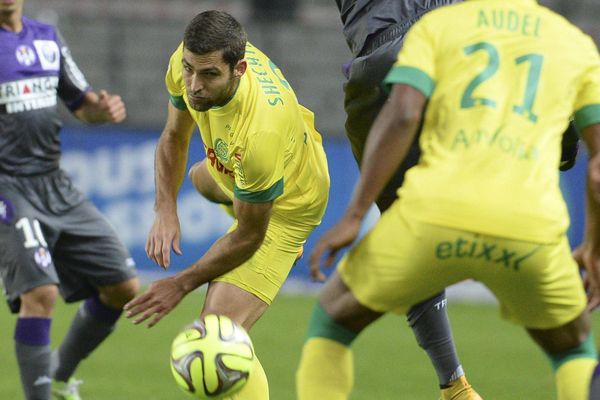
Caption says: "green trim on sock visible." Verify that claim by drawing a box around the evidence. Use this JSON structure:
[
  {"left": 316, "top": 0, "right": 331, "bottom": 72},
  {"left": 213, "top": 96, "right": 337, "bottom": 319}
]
[
  {"left": 305, "top": 303, "right": 358, "bottom": 346},
  {"left": 547, "top": 332, "right": 597, "bottom": 371}
]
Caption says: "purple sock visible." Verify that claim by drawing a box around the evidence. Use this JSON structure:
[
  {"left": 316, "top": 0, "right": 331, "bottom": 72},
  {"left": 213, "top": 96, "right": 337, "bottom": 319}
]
[
  {"left": 84, "top": 294, "right": 122, "bottom": 325},
  {"left": 14, "top": 317, "right": 51, "bottom": 346},
  {"left": 593, "top": 362, "right": 600, "bottom": 378}
]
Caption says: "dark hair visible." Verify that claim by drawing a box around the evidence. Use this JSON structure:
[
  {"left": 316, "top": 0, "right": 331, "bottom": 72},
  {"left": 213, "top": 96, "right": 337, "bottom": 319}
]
[{"left": 183, "top": 10, "right": 247, "bottom": 69}]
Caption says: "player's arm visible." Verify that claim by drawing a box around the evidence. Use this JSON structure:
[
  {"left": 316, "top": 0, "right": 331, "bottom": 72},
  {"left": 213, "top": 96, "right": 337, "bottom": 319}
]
[
  {"left": 146, "top": 101, "right": 196, "bottom": 268},
  {"left": 72, "top": 90, "right": 126, "bottom": 124},
  {"left": 578, "top": 123, "right": 600, "bottom": 309},
  {"left": 349, "top": 83, "right": 426, "bottom": 218},
  {"left": 174, "top": 197, "right": 272, "bottom": 292},
  {"left": 126, "top": 197, "right": 272, "bottom": 327},
  {"left": 53, "top": 30, "right": 126, "bottom": 124},
  {"left": 309, "top": 83, "right": 426, "bottom": 279}
]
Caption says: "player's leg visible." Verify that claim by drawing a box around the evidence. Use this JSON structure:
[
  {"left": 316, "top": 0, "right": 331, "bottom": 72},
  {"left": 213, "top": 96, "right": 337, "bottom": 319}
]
[
  {"left": 527, "top": 312, "right": 596, "bottom": 400},
  {"left": 209, "top": 216, "right": 321, "bottom": 400},
  {"left": 189, "top": 159, "right": 232, "bottom": 204},
  {"left": 296, "top": 271, "right": 382, "bottom": 400},
  {"left": 478, "top": 235, "right": 594, "bottom": 399},
  {"left": 189, "top": 159, "right": 235, "bottom": 218},
  {"left": 49, "top": 200, "right": 139, "bottom": 394},
  {"left": 0, "top": 190, "right": 62, "bottom": 400},
  {"left": 344, "top": 42, "right": 476, "bottom": 396},
  {"left": 201, "top": 281, "right": 270, "bottom": 400},
  {"left": 590, "top": 364, "right": 600, "bottom": 399},
  {"left": 17, "top": 285, "right": 59, "bottom": 400}
]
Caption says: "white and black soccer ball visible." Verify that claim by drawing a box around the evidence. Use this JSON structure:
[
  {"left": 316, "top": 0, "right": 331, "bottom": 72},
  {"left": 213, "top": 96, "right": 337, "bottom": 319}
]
[{"left": 170, "top": 314, "right": 255, "bottom": 399}]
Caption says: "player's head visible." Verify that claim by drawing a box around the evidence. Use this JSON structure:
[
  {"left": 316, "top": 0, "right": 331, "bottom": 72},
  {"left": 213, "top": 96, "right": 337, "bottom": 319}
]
[
  {"left": 0, "top": 0, "right": 24, "bottom": 17},
  {"left": 182, "top": 10, "right": 248, "bottom": 111}
]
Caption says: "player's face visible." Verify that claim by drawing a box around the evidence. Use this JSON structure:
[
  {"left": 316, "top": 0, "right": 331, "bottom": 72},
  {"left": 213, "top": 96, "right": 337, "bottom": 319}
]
[
  {"left": 0, "top": 0, "right": 23, "bottom": 15},
  {"left": 182, "top": 48, "right": 246, "bottom": 112}
]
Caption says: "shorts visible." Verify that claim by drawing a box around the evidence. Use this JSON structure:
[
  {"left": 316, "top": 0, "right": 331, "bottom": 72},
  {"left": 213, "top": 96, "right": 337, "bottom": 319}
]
[
  {"left": 214, "top": 213, "right": 322, "bottom": 305},
  {"left": 0, "top": 171, "right": 137, "bottom": 313},
  {"left": 344, "top": 24, "right": 421, "bottom": 211},
  {"left": 338, "top": 203, "right": 587, "bottom": 329}
]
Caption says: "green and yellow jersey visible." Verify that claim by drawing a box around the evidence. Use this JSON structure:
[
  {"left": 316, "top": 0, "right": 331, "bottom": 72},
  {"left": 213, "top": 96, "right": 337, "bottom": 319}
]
[
  {"left": 384, "top": 0, "right": 600, "bottom": 243},
  {"left": 166, "top": 43, "right": 329, "bottom": 225}
]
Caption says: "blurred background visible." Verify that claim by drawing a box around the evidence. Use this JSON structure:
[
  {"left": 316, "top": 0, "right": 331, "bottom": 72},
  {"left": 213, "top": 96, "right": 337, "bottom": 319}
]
[{"left": 17, "top": 0, "right": 600, "bottom": 290}]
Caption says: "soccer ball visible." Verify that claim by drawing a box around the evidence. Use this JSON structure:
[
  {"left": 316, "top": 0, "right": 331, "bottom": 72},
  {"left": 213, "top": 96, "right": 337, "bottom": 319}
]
[{"left": 170, "top": 314, "right": 255, "bottom": 399}]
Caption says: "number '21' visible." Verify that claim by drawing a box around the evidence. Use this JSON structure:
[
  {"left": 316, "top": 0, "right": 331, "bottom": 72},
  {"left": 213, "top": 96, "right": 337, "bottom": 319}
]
[{"left": 461, "top": 42, "right": 543, "bottom": 123}]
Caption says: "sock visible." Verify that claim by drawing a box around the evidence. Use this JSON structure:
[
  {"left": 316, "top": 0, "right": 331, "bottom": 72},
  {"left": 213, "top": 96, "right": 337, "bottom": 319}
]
[
  {"left": 228, "top": 357, "right": 269, "bottom": 400},
  {"left": 52, "top": 295, "right": 122, "bottom": 382},
  {"left": 547, "top": 332, "right": 597, "bottom": 400},
  {"left": 296, "top": 303, "right": 357, "bottom": 400},
  {"left": 589, "top": 363, "right": 600, "bottom": 400},
  {"left": 407, "top": 291, "right": 464, "bottom": 386},
  {"left": 14, "top": 317, "right": 52, "bottom": 400}
]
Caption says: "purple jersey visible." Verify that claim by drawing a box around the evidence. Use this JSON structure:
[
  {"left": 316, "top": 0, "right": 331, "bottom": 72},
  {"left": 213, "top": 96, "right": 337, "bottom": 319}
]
[{"left": 0, "top": 16, "right": 90, "bottom": 176}]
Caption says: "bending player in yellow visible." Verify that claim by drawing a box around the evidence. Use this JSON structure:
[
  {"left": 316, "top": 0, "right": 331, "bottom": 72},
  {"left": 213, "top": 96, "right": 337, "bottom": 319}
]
[
  {"left": 298, "top": 0, "right": 600, "bottom": 399},
  {"left": 123, "top": 10, "right": 329, "bottom": 399}
]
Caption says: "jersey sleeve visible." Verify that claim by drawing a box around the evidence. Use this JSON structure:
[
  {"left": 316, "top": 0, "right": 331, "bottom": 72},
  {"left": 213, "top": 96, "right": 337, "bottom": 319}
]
[
  {"left": 56, "top": 30, "right": 91, "bottom": 111},
  {"left": 573, "top": 38, "right": 600, "bottom": 131},
  {"left": 165, "top": 43, "right": 187, "bottom": 110},
  {"left": 233, "top": 131, "right": 284, "bottom": 203},
  {"left": 383, "top": 17, "right": 436, "bottom": 98}
]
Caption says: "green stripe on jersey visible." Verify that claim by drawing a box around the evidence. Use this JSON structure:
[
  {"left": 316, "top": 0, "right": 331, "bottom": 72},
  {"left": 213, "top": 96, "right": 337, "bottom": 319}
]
[
  {"left": 574, "top": 104, "right": 600, "bottom": 131},
  {"left": 384, "top": 66, "right": 436, "bottom": 97},
  {"left": 234, "top": 178, "right": 283, "bottom": 203},
  {"left": 169, "top": 95, "right": 187, "bottom": 111}
]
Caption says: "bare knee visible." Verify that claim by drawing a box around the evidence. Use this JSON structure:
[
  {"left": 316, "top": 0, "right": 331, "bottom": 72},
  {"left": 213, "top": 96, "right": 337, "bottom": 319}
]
[
  {"left": 528, "top": 311, "right": 591, "bottom": 354},
  {"left": 318, "top": 272, "right": 382, "bottom": 332},
  {"left": 97, "top": 277, "right": 140, "bottom": 309},
  {"left": 20, "top": 284, "right": 59, "bottom": 318},
  {"left": 189, "top": 160, "right": 231, "bottom": 204},
  {"left": 200, "top": 281, "right": 269, "bottom": 332}
]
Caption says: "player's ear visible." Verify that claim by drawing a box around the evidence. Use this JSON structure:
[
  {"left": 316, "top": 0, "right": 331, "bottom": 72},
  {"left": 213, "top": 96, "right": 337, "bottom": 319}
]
[{"left": 233, "top": 59, "right": 247, "bottom": 78}]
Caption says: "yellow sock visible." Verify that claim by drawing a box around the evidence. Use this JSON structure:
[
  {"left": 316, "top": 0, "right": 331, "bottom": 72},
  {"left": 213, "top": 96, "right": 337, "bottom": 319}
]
[
  {"left": 296, "top": 337, "right": 354, "bottom": 400},
  {"left": 555, "top": 358, "right": 596, "bottom": 400},
  {"left": 229, "top": 357, "right": 269, "bottom": 400}
]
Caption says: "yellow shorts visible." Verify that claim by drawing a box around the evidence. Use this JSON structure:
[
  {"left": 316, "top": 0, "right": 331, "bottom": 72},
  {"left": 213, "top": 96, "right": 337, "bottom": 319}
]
[
  {"left": 214, "top": 214, "right": 319, "bottom": 304},
  {"left": 339, "top": 204, "right": 586, "bottom": 329}
]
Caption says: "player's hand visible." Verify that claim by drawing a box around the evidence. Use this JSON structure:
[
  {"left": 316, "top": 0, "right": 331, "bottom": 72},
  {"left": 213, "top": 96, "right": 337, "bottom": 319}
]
[
  {"left": 309, "top": 214, "right": 361, "bottom": 282},
  {"left": 146, "top": 210, "right": 183, "bottom": 270},
  {"left": 97, "top": 90, "right": 126, "bottom": 123},
  {"left": 124, "top": 276, "right": 185, "bottom": 328},
  {"left": 572, "top": 243, "right": 600, "bottom": 310}
]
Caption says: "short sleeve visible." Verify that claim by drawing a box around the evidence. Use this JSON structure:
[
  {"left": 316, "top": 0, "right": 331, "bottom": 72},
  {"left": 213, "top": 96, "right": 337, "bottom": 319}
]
[
  {"left": 383, "top": 17, "right": 436, "bottom": 98},
  {"left": 233, "top": 132, "right": 284, "bottom": 203},
  {"left": 573, "top": 39, "right": 600, "bottom": 131},
  {"left": 165, "top": 43, "right": 187, "bottom": 110}
]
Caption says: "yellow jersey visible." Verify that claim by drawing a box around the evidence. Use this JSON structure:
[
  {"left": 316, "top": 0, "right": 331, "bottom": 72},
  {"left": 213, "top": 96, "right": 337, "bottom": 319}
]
[
  {"left": 384, "top": 0, "right": 600, "bottom": 243},
  {"left": 166, "top": 43, "right": 329, "bottom": 225}
]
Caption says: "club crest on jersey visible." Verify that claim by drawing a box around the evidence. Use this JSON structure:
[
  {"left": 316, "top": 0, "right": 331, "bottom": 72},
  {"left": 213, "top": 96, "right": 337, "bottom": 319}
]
[
  {"left": 34, "top": 247, "right": 52, "bottom": 269},
  {"left": 214, "top": 139, "right": 229, "bottom": 162},
  {"left": 33, "top": 40, "right": 60, "bottom": 71},
  {"left": 15, "top": 45, "right": 37, "bottom": 67},
  {"left": 0, "top": 196, "right": 15, "bottom": 225}
]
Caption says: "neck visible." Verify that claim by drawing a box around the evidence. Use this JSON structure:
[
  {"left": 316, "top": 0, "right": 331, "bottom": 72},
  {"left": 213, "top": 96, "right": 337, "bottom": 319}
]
[
  {"left": 0, "top": 8, "right": 23, "bottom": 32},
  {"left": 216, "top": 78, "right": 241, "bottom": 108}
]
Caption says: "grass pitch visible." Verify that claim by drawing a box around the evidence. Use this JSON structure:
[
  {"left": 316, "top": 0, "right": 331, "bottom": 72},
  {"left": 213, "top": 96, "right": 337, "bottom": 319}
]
[{"left": 1, "top": 290, "right": 598, "bottom": 399}]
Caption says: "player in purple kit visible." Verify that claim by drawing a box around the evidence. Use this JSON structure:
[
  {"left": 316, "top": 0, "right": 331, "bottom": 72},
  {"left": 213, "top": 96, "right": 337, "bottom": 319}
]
[{"left": 0, "top": 1, "right": 139, "bottom": 399}]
